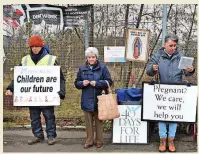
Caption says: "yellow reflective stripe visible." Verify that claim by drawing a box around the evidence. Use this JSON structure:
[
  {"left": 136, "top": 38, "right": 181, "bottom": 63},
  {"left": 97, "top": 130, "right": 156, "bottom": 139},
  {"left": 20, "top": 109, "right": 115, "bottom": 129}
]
[
  {"left": 24, "top": 56, "right": 28, "bottom": 66},
  {"left": 48, "top": 55, "right": 53, "bottom": 66},
  {"left": 22, "top": 55, "right": 56, "bottom": 66}
]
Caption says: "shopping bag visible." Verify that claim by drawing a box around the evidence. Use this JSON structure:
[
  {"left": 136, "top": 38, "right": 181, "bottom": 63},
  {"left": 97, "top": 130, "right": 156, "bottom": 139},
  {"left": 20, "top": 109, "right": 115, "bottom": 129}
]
[{"left": 97, "top": 80, "right": 120, "bottom": 120}]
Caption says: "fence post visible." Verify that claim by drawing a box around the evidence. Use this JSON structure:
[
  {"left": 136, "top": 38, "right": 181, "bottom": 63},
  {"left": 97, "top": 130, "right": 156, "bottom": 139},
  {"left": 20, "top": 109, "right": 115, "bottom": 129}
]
[
  {"left": 84, "top": 13, "right": 89, "bottom": 50},
  {"left": 162, "top": 4, "right": 167, "bottom": 46}
]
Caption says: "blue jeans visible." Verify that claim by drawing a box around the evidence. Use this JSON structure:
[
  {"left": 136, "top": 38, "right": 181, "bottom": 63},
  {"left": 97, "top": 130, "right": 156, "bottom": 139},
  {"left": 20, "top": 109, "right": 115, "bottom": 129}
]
[
  {"left": 29, "top": 106, "right": 57, "bottom": 138},
  {"left": 159, "top": 122, "right": 177, "bottom": 138}
]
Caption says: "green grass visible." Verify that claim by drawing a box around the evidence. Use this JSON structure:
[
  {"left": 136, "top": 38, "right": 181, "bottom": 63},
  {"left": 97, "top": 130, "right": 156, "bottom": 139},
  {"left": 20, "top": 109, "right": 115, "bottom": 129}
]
[
  {"left": 55, "top": 99, "right": 83, "bottom": 118},
  {"left": 3, "top": 99, "right": 83, "bottom": 119},
  {"left": 4, "top": 110, "right": 29, "bottom": 118},
  {"left": 3, "top": 109, "right": 30, "bottom": 125},
  {"left": 3, "top": 122, "right": 20, "bottom": 129}
]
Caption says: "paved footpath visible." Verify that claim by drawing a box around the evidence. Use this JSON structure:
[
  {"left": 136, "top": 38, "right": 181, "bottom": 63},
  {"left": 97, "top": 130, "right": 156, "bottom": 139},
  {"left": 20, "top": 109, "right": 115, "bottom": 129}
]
[{"left": 3, "top": 128, "right": 197, "bottom": 152}]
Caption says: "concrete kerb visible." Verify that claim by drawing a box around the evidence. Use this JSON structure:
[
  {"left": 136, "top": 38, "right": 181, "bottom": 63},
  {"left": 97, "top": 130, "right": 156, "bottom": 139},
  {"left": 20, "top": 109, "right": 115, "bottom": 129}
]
[
  {"left": 4, "top": 125, "right": 86, "bottom": 130},
  {"left": 3, "top": 125, "right": 196, "bottom": 142}
]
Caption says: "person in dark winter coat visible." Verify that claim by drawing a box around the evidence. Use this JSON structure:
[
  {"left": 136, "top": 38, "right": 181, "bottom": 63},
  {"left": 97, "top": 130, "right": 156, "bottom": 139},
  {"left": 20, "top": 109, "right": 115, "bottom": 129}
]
[
  {"left": 146, "top": 34, "right": 195, "bottom": 152},
  {"left": 74, "top": 47, "right": 113, "bottom": 149},
  {"left": 5, "top": 35, "right": 66, "bottom": 145}
]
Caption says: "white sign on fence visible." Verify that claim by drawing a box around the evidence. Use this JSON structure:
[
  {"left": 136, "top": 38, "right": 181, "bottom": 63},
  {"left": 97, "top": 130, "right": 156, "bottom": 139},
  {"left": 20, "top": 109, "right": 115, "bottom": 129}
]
[
  {"left": 142, "top": 83, "right": 197, "bottom": 122},
  {"left": 14, "top": 66, "right": 60, "bottom": 106},
  {"left": 113, "top": 105, "right": 148, "bottom": 144},
  {"left": 104, "top": 46, "right": 126, "bottom": 62}
]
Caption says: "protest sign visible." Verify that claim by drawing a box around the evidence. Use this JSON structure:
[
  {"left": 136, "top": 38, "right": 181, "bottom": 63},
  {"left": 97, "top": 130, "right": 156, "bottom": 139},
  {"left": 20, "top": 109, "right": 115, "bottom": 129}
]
[
  {"left": 14, "top": 66, "right": 60, "bottom": 106},
  {"left": 112, "top": 105, "right": 148, "bottom": 144},
  {"left": 142, "top": 83, "right": 197, "bottom": 122}
]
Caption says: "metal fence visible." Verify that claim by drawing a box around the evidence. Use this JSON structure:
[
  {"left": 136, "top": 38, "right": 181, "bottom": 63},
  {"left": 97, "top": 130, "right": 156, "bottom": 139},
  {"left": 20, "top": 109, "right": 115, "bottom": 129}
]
[{"left": 3, "top": 4, "right": 197, "bottom": 127}]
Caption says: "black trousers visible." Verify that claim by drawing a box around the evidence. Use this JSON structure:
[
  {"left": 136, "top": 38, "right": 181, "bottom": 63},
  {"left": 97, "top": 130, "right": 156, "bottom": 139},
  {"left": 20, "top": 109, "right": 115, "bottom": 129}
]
[{"left": 29, "top": 106, "right": 57, "bottom": 138}]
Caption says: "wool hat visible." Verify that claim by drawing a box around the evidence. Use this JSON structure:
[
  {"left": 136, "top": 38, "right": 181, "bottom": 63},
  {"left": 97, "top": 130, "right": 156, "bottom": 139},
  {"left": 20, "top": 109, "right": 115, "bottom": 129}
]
[
  {"left": 29, "top": 35, "right": 44, "bottom": 47},
  {"left": 85, "top": 47, "right": 99, "bottom": 58}
]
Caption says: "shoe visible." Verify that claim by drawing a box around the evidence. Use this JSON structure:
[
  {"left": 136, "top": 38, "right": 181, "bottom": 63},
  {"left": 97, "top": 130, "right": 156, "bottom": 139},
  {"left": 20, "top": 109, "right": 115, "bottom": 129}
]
[
  {"left": 96, "top": 143, "right": 103, "bottom": 148},
  {"left": 159, "top": 138, "right": 167, "bottom": 152},
  {"left": 47, "top": 138, "right": 56, "bottom": 145},
  {"left": 28, "top": 136, "right": 44, "bottom": 145},
  {"left": 84, "top": 143, "right": 93, "bottom": 149},
  {"left": 168, "top": 138, "right": 176, "bottom": 152}
]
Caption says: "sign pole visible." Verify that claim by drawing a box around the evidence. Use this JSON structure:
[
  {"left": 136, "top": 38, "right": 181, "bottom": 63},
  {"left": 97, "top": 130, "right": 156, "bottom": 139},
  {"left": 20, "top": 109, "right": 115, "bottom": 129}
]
[
  {"left": 162, "top": 4, "right": 167, "bottom": 47},
  {"left": 84, "top": 12, "right": 89, "bottom": 50}
]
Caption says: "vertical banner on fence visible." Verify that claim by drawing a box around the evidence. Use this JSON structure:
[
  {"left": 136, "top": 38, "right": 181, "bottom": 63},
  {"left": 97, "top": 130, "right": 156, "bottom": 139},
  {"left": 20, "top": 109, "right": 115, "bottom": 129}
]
[
  {"left": 14, "top": 66, "right": 60, "bottom": 106},
  {"left": 112, "top": 105, "right": 148, "bottom": 144},
  {"left": 125, "top": 28, "right": 150, "bottom": 62},
  {"left": 142, "top": 82, "right": 198, "bottom": 122}
]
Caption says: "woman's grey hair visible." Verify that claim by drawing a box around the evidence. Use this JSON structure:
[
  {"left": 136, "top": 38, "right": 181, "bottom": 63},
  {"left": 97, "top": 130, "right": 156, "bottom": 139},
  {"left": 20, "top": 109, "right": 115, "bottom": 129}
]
[
  {"left": 164, "top": 34, "right": 178, "bottom": 43},
  {"left": 85, "top": 47, "right": 99, "bottom": 58}
]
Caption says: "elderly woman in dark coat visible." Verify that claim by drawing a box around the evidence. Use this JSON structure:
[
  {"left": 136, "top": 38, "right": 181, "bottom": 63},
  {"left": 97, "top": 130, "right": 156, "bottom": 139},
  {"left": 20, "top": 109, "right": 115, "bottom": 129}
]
[{"left": 74, "top": 47, "right": 113, "bottom": 149}]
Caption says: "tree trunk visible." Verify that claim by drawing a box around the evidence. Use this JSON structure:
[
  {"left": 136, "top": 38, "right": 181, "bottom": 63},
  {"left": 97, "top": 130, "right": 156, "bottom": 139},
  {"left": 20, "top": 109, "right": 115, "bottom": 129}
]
[
  {"left": 121, "top": 4, "right": 130, "bottom": 87},
  {"left": 174, "top": 5, "right": 178, "bottom": 35}
]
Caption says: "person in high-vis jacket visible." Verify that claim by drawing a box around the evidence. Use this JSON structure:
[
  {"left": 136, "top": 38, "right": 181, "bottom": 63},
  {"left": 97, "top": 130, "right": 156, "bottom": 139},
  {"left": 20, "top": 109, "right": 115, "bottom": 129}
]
[
  {"left": 5, "top": 35, "right": 66, "bottom": 145},
  {"left": 146, "top": 34, "right": 195, "bottom": 152}
]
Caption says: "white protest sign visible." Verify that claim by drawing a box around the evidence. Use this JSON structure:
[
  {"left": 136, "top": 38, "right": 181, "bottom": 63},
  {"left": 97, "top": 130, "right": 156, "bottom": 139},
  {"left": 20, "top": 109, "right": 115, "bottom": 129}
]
[
  {"left": 113, "top": 105, "right": 148, "bottom": 144},
  {"left": 142, "top": 83, "right": 197, "bottom": 122},
  {"left": 14, "top": 66, "right": 60, "bottom": 106}
]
